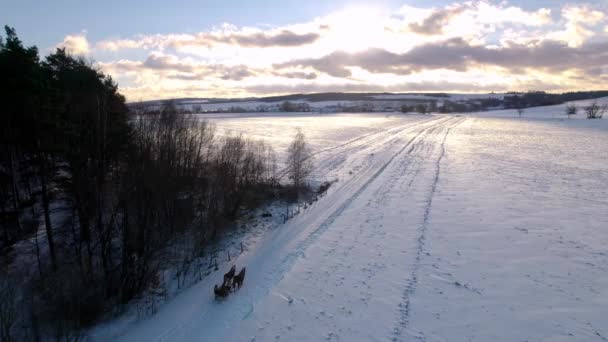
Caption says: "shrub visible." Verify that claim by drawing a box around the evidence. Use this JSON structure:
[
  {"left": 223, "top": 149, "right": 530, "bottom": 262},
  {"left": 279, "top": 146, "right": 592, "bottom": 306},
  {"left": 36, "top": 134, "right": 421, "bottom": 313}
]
[
  {"left": 565, "top": 103, "right": 578, "bottom": 118},
  {"left": 584, "top": 101, "right": 607, "bottom": 119}
]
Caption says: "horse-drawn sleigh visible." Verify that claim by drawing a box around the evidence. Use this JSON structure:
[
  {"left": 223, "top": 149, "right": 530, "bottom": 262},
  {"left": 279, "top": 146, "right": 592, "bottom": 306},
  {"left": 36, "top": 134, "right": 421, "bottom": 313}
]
[{"left": 214, "top": 265, "right": 246, "bottom": 299}]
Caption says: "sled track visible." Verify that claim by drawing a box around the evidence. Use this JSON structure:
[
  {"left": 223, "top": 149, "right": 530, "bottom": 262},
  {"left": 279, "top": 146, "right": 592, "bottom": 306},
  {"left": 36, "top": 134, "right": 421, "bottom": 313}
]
[
  {"left": 315, "top": 122, "right": 434, "bottom": 269},
  {"left": 392, "top": 117, "right": 465, "bottom": 342},
  {"left": 256, "top": 117, "right": 459, "bottom": 307},
  {"left": 312, "top": 116, "right": 437, "bottom": 159},
  {"left": 278, "top": 116, "right": 439, "bottom": 179},
  {"left": 147, "top": 116, "right": 457, "bottom": 342},
  {"left": 311, "top": 117, "right": 440, "bottom": 174}
]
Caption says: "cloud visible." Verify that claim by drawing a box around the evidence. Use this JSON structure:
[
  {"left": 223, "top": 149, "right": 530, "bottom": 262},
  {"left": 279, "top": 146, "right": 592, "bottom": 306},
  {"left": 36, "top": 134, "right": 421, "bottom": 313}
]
[
  {"left": 97, "top": 33, "right": 198, "bottom": 51},
  {"left": 548, "top": 5, "right": 607, "bottom": 47},
  {"left": 166, "top": 65, "right": 255, "bottom": 81},
  {"left": 143, "top": 53, "right": 195, "bottom": 72},
  {"left": 397, "top": 2, "right": 551, "bottom": 42},
  {"left": 214, "top": 64, "right": 257, "bottom": 80},
  {"left": 242, "top": 79, "right": 563, "bottom": 95},
  {"left": 100, "top": 53, "right": 257, "bottom": 81},
  {"left": 97, "top": 39, "right": 140, "bottom": 51},
  {"left": 273, "top": 71, "right": 318, "bottom": 80},
  {"left": 57, "top": 32, "right": 90, "bottom": 55},
  {"left": 197, "top": 30, "right": 320, "bottom": 47},
  {"left": 276, "top": 38, "right": 608, "bottom": 76},
  {"left": 276, "top": 49, "right": 409, "bottom": 77},
  {"left": 98, "top": 29, "right": 320, "bottom": 52},
  {"left": 473, "top": 2, "right": 551, "bottom": 26},
  {"left": 89, "top": 1, "right": 608, "bottom": 100},
  {"left": 409, "top": 5, "right": 466, "bottom": 35},
  {"left": 562, "top": 5, "right": 605, "bottom": 24}
]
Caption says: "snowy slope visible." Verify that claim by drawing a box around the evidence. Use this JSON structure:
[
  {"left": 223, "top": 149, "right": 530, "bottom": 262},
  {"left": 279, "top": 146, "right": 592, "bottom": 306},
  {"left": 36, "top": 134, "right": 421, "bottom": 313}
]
[
  {"left": 139, "top": 93, "right": 513, "bottom": 113},
  {"left": 372, "top": 93, "right": 506, "bottom": 101},
  {"left": 204, "top": 113, "right": 425, "bottom": 172},
  {"left": 89, "top": 110, "right": 608, "bottom": 341},
  {"left": 469, "top": 96, "right": 608, "bottom": 119},
  {"left": 409, "top": 117, "right": 608, "bottom": 341}
]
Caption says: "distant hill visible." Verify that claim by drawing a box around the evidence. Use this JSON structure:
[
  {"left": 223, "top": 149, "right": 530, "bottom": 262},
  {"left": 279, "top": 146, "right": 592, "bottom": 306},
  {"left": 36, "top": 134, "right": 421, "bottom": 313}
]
[
  {"left": 129, "top": 92, "right": 457, "bottom": 105},
  {"left": 129, "top": 91, "right": 608, "bottom": 114}
]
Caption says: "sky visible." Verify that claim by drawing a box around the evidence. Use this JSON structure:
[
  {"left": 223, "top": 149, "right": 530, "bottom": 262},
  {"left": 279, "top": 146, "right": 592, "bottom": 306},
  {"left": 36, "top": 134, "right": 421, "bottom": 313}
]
[{"left": 2, "top": 0, "right": 608, "bottom": 101}]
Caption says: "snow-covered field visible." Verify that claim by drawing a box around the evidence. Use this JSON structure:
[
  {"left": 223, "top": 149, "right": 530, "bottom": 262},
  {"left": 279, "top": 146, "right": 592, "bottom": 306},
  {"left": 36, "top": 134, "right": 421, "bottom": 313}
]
[
  {"left": 471, "top": 96, "right": 608, "bottom": 119},
  {"left": 203, "top": 112, "right": 427, "bottom": 174},
  {"left": 90, "top": 106, "right": 608, "bottom": 341},
  {"left": 371, "top": 93, "right": 506, "bottom": 101}
]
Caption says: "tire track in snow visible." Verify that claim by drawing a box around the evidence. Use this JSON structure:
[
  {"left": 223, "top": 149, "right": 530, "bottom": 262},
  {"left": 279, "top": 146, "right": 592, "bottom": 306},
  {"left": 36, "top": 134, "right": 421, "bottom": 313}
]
[
  {"left": 281, "top": 116, "right": 439, "bottom": 179},
  {"left": 142, "top": 116, "right": 454, "bottom": 342},
  {"left": 213, "top": 117, "right": 457, "bottom": 340},
  {"left": 317, "top": 117, "right": 449, "bottom": 176},
  {"left": 392, "top": 117, "right": 466, "bottom": 342},
  {"left": 318, "top": 132, "right": 425, "bottom": 263},
  {"left": 248, "top": 117, "right": 459, "bottom": 308},
  {"left": 312, "top": 116, "right": 437, "bottom": 159}
]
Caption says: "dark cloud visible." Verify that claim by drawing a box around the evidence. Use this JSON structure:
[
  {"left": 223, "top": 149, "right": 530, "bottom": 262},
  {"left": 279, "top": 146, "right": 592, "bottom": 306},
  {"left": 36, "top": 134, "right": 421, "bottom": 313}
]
[
  {"left": 235, "top": 30, "right": 320, "bottom": 47},
  {"left": 276, "top": 49, "right": 407, "bottom": 77},
  {"left": 143, "top": 54, "right": 194, "bottom": 72},
  {"left": 409, "top": 6, "right": 466, "bottom": 35},
  {"left": 273, "top": 71, "right": 318, "bottom": 79},
  {"left": 106, "top": 54, "right": 257, "bottom": 81},
  {"left": 215, "top": 65, "right": 256, "bottom": 80},
  {"left": 173, "top": 30, "right": 320, "bottom": 48},
  {"left": 168, "top": 73, "right": 201, "bottom": 81},
  {"left": 275, "top": 38, "right": 608, "bottom": 76},
  {"left": 166, "top": 64, "right": 257, "bottom": 81},
  {"left": 242, "top": 80, "right": 558, "bottom": 95}
]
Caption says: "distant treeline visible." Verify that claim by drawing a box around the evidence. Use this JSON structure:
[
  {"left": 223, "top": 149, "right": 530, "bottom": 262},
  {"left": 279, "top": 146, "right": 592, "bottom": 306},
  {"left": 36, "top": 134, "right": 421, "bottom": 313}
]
[
  {"left": 400, "top": 91, "right": 608, "bottom": 114},
  {"left": 136, "top": 90, "right": 608, "bottom": 115},
  {"left": 502, "top": 91, "right": 608, "bottom": 109},
  {"left": 133, "top": 92, "right": 451, "bottom": 108},
  {"left": 0, "top": 26, "right": 298, "bottom": 340},
  {"left": 253, "top": 92, "right": 449, "bottom": 103}
]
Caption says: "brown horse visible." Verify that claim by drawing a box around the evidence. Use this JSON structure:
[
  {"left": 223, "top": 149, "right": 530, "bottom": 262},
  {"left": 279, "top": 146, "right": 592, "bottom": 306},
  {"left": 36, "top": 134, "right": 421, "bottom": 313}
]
[
  {"left": 223, "top": 265, "right": 236, "bottom": 287},
  {"left": 233, "top": 267, "right": 246, "bottom": 289}
]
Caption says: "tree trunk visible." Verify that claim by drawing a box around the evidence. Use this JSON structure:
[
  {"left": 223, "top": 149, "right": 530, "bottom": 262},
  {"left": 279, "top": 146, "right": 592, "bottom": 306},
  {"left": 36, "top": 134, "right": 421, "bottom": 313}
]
[
  {"left": 9, "top": 147, "right": 22, "bottom": 232},
  {"left": 39, "top": 158, "right": 57, "bottom": 271}
]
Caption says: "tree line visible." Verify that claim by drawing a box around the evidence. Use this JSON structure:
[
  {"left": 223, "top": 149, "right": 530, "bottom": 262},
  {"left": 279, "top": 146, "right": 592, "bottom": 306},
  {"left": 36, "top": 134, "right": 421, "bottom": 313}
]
[
  {"left": 0, "top": 26, "right": 312, "bottom": 340},
  {"left": 399, "top": 91, "right": 608, "bottom": 114}
]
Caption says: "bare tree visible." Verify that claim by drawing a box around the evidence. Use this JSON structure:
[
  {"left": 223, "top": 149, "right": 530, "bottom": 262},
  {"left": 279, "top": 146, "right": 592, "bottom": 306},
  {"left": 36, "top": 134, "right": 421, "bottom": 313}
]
[
  {"left": 565, "top": 103, "right": 578, "bottom": 119},
  {"left": 1, "top": 27, "right": 299, "bottom": 338},
  {"left": 287, "top": 129, "right": 313, "bottom": 190},
  {"left": 584, "top": 101, "right": 607, "bottom": 119}
]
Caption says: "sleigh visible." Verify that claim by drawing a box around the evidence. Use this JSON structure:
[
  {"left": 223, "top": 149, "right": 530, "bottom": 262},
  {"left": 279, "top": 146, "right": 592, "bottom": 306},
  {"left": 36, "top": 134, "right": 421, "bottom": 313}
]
[{"left": 214, "top": 265, "right": 246, "bottom": 299}]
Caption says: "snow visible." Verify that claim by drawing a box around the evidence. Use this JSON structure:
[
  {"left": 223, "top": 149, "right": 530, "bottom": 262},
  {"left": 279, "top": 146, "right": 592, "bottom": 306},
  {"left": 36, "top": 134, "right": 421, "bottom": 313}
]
[
  {"left": 469, "top": 96, "right": 608, "bottom": 119},
  {"left": 203, "top": 113, "right": 426, "bottom": 172},
  {"left": 409, "top": 116, "right": 608, "bottom": 341},
  {"left": 144, "top": 93, "right": 514, "bottom": 113},
  {"left": 371, "top": 93, "right": 506, "bottom": 101},
  {"left": 89, "top": 108, "right": 608, "bottom": 341}
]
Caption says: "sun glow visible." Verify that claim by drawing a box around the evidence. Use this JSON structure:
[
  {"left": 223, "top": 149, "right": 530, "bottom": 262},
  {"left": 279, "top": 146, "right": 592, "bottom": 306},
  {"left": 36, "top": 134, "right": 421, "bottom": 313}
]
[
  {"left": 319, "top": 6, "right": 390, "bottom": 52},
  {"left": 82, "top": 1, "right": 608, "bottom": 99}
]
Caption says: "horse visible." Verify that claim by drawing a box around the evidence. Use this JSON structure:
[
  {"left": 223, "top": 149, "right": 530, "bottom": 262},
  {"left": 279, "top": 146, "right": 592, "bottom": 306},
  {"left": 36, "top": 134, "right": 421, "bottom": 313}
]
[
  {"left": 223, "top": 265, "right": 236, "bottom": 287},
  {"left": 233, "top": 267, "right": 246, "bottom": 289}
]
